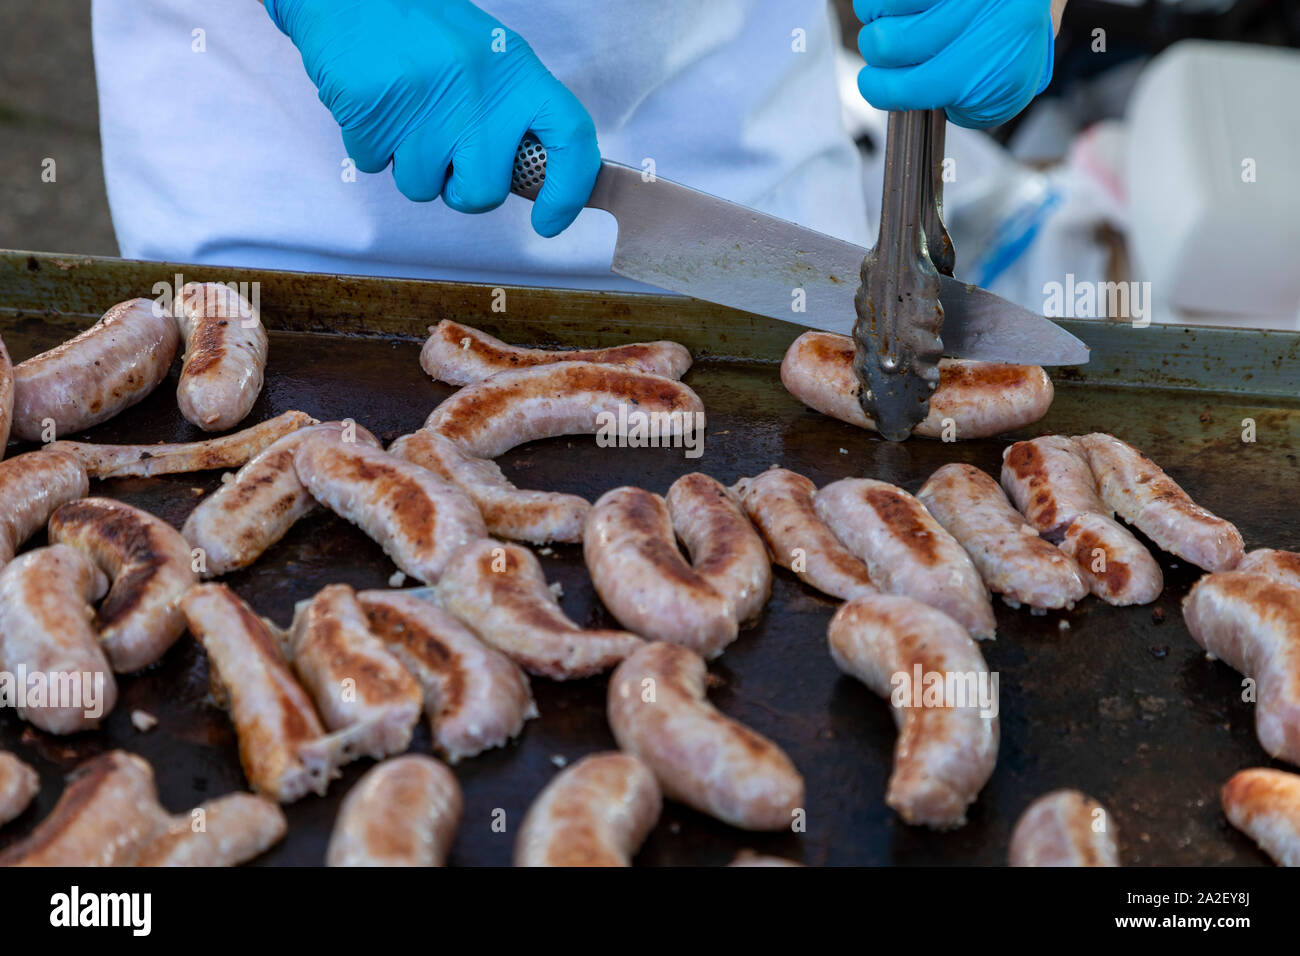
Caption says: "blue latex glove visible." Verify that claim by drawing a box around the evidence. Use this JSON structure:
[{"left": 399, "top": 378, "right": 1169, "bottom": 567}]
[
  {"left": 264, "top": 0, "right": 600, "bottom": 237},
  {"left": 853, "top": 0, "right": 1055, "bottom": 129}
]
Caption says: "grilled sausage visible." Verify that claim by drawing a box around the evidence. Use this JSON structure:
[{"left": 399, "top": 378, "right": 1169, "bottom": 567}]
[
  {"left": 1222, "top": 767, "right": 1300, "bottom": 866},
  {"left": 1076, "top": 432, "right": 1244, "bottom": 572},
  {"left": 608, "top": 641, "right": 804, "bottom": 831},
  {"left": 421, "top": 319, "right": 692, "bottom": 386},
  {"left": 732, "top": 467, "right": 877, "bottom": 602},
  {"left": 0, "top": 449, "right": 89, "bottom": 569},
  {"left": 357, "top": 588, "right": 536, "bottom": 762},
  {"left": 0, "top": 751, "right": 168, "bottom": 866},
  {"left": 389, "top": 428, "right": 589, "bottom": 544},
  {"left": 48, "top": 409, "right": 314, "bottom": 478},
  {"left": 327, "top": 755, "right": 463, "bottom": 867},
  {"left": 294, "top": 435, "right": 486, "bottom": 583},
  {"left": 0, "top": 545, "right": 117, "bottom": 734},
  {"left": 422, "top": 362, "right": 705, "bottom": 459},
  {"left": 1008, "top": 790, "right": 1120, "bottom": 866},
  {"left": 48, "top": 497, "right": 198, "bottom": 673},
  {"left": 815, "top": 478, "right": 996, "bottom": 639},
  {"left": 437, "top": 538, "right": 642, "bottom": 680},
  {"left": 1060, "top": 512, "right": 1163, "bottom": 606},
  {"left": 666, "top": 473, "right": 771, "bottom": 626},
  {"left": 828, "top": 593, "right": 999, "bottom": 829},
  {"left": 174, "top": 281, "right": 270, "bottom": 431},
  {"left": 181, "top": 583, "right": 347, "bottom": 802},
  {"left": 286, "top": 584, "right": 424, "bottom": 761},
  {"left": 515, "top": 752, "right": 661, "bottom": 867},
  {"left": 780, "top": 331, "right": 1052, "bottom": 439},
  {"left": 135, "top": 793, "right": 287, "bottom": 867},
  {"left": 1183, "top": 571, "right": 1300, "bottom": 765},
  {"left": 11, "top": 298, "right": 179, "bottom": 441},
  {"left": 0, "top": 332, "right": 12, "bottom": 454},
  {"left": 0, "top": 753, "right": 39, "bottom": 826},
  {"left": 182, "top": 421, "right": 379, "bottom": 577},
  {"left": 584, "top": 486, "right": 737, "bottom": 657},
  {"left": 1237, "top": 549, "right": 1300, "bottom": 591},
  {"left": 918, "top": 463, "right": 1087, "bottom": 610}
]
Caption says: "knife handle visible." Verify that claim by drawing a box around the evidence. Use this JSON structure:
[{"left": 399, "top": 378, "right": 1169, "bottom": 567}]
[{"left": 510, "top": 133, "right": 547, "bottom": 201}]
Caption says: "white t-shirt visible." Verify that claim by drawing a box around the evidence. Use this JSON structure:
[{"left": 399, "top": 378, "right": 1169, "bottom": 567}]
[{"left": 92, "top": 0, "right": 869, "bottom": 290}]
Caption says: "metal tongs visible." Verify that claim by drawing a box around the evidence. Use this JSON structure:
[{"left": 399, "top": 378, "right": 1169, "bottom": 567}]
[{"left": 853, "top": 110, "right": 954, "bottom": 441}]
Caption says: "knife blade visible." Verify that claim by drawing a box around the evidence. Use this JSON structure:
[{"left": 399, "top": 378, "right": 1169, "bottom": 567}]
[{"left": 510, "top": 137, "right": 1090, "bottom": 366}]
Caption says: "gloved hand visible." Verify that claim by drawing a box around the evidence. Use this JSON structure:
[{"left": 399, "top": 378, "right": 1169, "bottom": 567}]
[
  {"left": 264, "top": 0, "right": 600, "bottom": 237},
  {"left": 853, "top": 0, "right": 1055, "bottom": 129}
]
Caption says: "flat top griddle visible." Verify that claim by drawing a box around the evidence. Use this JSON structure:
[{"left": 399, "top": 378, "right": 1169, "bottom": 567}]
[{"left": 0, "top": 251, "right": 1297, "bottom": 866}]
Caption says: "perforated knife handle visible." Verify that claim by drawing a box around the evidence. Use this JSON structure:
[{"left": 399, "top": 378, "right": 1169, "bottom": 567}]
[{"left": 510, "top": 133, "right": 547, "bottom": 201}]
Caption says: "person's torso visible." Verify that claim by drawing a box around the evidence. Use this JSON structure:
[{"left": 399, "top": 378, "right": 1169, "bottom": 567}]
[{"left": 92, "top": 0, "right": 868, "bottom": 288}]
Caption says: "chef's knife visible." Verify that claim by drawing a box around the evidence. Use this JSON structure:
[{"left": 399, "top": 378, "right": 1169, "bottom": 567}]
[{"left": 510, "top": 135, "right": 1089, "bottom": 366}]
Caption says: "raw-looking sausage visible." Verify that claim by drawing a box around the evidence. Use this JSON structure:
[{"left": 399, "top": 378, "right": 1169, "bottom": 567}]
[
  {"left": 1060, "top": 512, "right": 1163, "bottom": 606},
  {"left": 828, "top": 594, "right": 999, "bottom": 828},
  {"left": 286, "top": 584, "right": 424, "bottom": 761},
  {"left": 515, "top": 752, "right": 661, "bottom": 867},
  {"left": 1183, "top": 571, "right": 1300, "bottom": 765},
  {"left": 11, "top": 298, "right": 179, "bottom": 441},
  {"left": 732, "top": 467, "right": 877, "bottom": 602},
  {"left": 815, "top": 478, "right": 996, "bottom": 639},
  {"left": 48, "top": 497, "right": 198, "bottom": 673},
  {"left": 1008, "top": 790, "right": 1120, "bottom": 866},
  {"left": 135, "top": 793, "right": 287, "bottom": 867},
  {"left": 421, "top": 319, "right": 692, "bottom": 386},
  {"left": 357, "top": 588, "right": 537, "bottom": 762},
  {"left": 0, "top": 545, "right": 117, "bottom": 734},
  {"left": 389, "top": 428, "right": 589, "bottom": 545},
  {"left": 918, "top": 463, "right": 1087, "bottom": 610},
  {"left": 0, "top": 753, "right": 39, "bottom": 826},
  {"left": 48, "top": 409, "right": 314, "bottom": 478},
  {"left": 422, "top": 362, "right": 705, "bottom": 459},
  {"left": 584, "top": 486, "right": 736, "bottom": 657},
  {"left": 437, "top": 538, "right": 642, "bottom": 680},
  {"left": 780, "top": 331, "right": 1052, "bottom": 439},
  {"left": 608, "top": 641, "right": 804, "bottom": 831},
  {"left": 1222, "top": 767, "right": 1300, "bottom": 867},
  {"left": 1076, "top": 432, "right": 1244, "bottom": 572},
  {"left": 294, "top": 435, "right": 486, "bottom": 583},
  {"left": 181, "top": 583, "right": 349, "bottom": 802},
  {"left": 182, "top": 420, "right": 378, "bottom": 577},
  {"left": 326, "top": 755, "right": 463, "bottom": 867},
  {"left": 174, "top": 281, "right": 270, "bottom": 431},
  {"left": 0, "top": 750, "right": 168, "bottom": 866},
  {"left": 666, "top": 472, "right": 771, "bottom": 626},
  {"left": 0, "top": 449, "right": 89, "bottom": 569}
]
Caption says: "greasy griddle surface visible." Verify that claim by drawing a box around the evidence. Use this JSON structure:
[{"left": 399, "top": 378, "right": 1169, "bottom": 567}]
[{"left": 1, "top": 316, "right": 1296, "bottom": 866}]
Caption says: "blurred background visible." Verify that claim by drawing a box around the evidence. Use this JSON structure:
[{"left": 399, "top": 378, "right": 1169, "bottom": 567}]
[{"left": 1, "top": 0, "right": 1298, "bottom": 325}]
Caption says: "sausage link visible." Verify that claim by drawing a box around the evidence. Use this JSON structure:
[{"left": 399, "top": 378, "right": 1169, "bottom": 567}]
[
  {"left": 135, "top": 793, "right": 287, "bottom": 867},
  {"left": 389, "top": 428, "right": 589, "bottom": 544},
  {"left": 1060, "top": 512, "right": 1163, "bottom": 606},
  {"left": 0, "top": 545, "right": 117, "bottom": 734},
  {"left": 584, "top": 486, "right": 737, "bottom": 658},
  {"left": 1008, "top": 790, "right": 1120, "bottom": 866},
  {"left": 1238, "top": 549, "right": 1300, "bottom": 590},
  {"left": 828, "top": 593, "right": 999, "bottom": 829},
  {"left": 918, "top": 463, "right": 1087, "bottom": 610},
  {"left": 0, "top": 753, "right": 39, "bottom": 826},
  {"left": 327, "top": 755, "right": 463, "bottom": 867},
  {"left": 423, "top": 362, "right": 705, "bottom": 459},
  {"left": 0, "top": 449, "right": 89, "bottom": 569},
  {"left": 780, "top": 331, "right": 1052, "bottom": 439},
  {"left": 421, "top": 319, "right": 691, "bottom": 386},
  {"left": 608, "top": 641, "right": 804, "bottom": 831},
  {"left": 174, "top": 282, "right": 270, "bottom": 431},
  {"left": 732, "top": 467, "right": 877, "bottom": 602},
  {"left": 666, "top": 472, "right": 771, "bottom": 625},
  {"left": 11, "top": 298, "right": 179, "bottom": 441},
  {"left": 1000, "top": 435, "right": 1107, "bottom": 539},
  {"left": 515, "top": 752, "right": 661, "bottom": 867},
  {"left": 0, "top": 332, "right": 12, "bottom": 453},
  {"left": 48, "top": 497, "right": 197, "bottom": 673},
  {"left": 815, "top": 478, "right": 996, "bottom": 639},
  {"left": 357, "top": 588, "right": 536, "bottom": 762},
  {"left": 437, "top": 538, "right": 642, "bottom": 680},
  {"left": 1222, "top": 767, "right": 1300, "bottom": 867}
]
